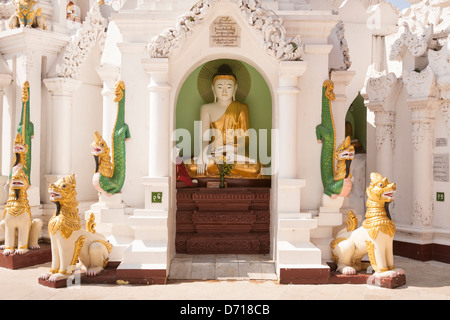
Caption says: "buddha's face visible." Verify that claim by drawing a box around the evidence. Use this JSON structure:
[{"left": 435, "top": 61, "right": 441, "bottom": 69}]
[{"left": 212, "top": 79, "right": 237, "bottom": 102}]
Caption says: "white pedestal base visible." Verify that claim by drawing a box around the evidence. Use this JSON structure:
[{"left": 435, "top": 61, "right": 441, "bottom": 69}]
[
  {"left": 311, "top": 194, "right": 348, "bottom": 262},
  {"left": 276, "top": 179, "right": 327, "bottom": 281},
  {"left": 85, "top": 193, "right": 134, "bottom": 262}
]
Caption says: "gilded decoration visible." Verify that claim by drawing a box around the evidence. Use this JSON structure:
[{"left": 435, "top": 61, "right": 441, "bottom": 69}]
[
  {"left": 9, "top": 0, "right": 47, "bottom": 29},
  {"left": 91, "top": 80, "right": 130, "bottom": 194},
  {"left": 41, "top": 174, "right": 112, "bottom": 282},
  {"left": 1, "top": 167, "right": 42, "bottom": 255},
  {"left": 330, "top": 173, "right": 397, "bottom": 275},
  {"left": 184, "top": 62, "right": 263, "bottom": 179},
  {"left": 316, "top": 80, "right": 354, "bottom": 198}
]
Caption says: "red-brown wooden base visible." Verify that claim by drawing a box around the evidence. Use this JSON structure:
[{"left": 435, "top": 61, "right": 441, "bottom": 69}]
[
  {"left": 280, "top": 262, "right": 406, "bottom": 288},
  {"left": 0, "top": 242, "right": 52, "bottom": 270},
  {"left": 394, "top": 240, "right": 450, "bottom": 263},
  {"left": 38, "top": 262, "right": 167, "bottom": 288},
  {"left": 279, "top": 267, "right": 330, "bottom": 285}
]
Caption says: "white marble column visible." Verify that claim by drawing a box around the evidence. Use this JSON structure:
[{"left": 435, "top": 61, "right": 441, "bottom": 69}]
[
  {"left": 330, "top": 70, "right": 356, "bottom": 146},
  {"left": 144, "top": 58, "right": 171, "bottom": 180},
  {"left": 117, "top": 58, "right": 171, "bottom": 282},
  {"left": 277, "top": 61, "right": 306, "bottom": 179},
  {"left": 0, "top": 74, "right": 12, "bottom": 204},
  {"left": 0, "top": 28, "right": 70, "bottom": 205},
  {"left": 95, "top": 65, "right": 120, "bottom": 149},
  {"left": 275, "top": 61, "right": 330, "bottom": 281},
  {"left": 86, "top": 65, "right": 134, "bottom": 262},
  {"left": 404, "top": 66, "right": 438, "bottom": 227},
  {"left": 43, "top": 78, "right": 82, "bottom": 178}
]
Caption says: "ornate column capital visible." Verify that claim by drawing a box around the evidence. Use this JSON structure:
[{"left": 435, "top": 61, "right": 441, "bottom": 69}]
[
  {"left": 439, "top": 99, "right": 450, "bottom": 134},
  {"left": 95, "top": 65, "right": 120, "bottom": 97},
  {"left": 43, "top": 77, "right": 82, "bottom": 97},
  {"left": 95, "top": 65, "right": 120, "bottom": 83},
  {"left": 428, "top": 35, "right": 450, "bottom": 100},
  {"left": 278, "top": 60, "right": 308, "bottom": 95},
  {"left": 330, "top": 70, "right": 356, "bottom": 104},
  {"left": 142, "top": 58, "right": 170, "bottom": 86},
  {"left": 404, "top": 65, "right": 437, "bottom": 100},
  {"left": 406, "top": 97, "right": 438, "bottom": 151},
  {"left": 366, "top": 71, "right": 399, "bottom": 111}
]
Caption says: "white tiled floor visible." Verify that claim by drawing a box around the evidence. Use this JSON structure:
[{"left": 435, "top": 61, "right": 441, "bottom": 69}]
[
  {"left": 1, "top": 256, "right": 450, "bottom": 300},
  {"left": 168, "top": 254, "right": 278, "bottom": 281}
]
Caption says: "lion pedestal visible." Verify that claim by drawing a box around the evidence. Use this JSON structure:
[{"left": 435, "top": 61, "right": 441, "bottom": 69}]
[
  {"left": 38, "top": 174, "right": 113, "bottom": 288},
  {"left": 329, "top": 173, "right": 406, "bottom": 289},
  {"left": 0, "top": 168, "right": 51, "bottom": 269}
]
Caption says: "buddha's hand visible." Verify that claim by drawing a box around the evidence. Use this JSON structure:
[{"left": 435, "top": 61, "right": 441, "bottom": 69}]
[{"left": 197, "top": 158, "right": 206, "bottom": 174}]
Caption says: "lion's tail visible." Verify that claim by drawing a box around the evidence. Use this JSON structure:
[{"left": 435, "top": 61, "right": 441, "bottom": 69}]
[{"left": 346, "top": 211, "right": 357, "bottom": 232}]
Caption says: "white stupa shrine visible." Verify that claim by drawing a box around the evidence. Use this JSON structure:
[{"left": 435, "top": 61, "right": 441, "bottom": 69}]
[{"left": 0, "top": 0, "right": 448, "bottom": 285}]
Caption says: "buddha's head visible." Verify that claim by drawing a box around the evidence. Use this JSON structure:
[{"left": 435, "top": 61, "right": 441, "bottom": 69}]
[{"left": 212, "top": 64, "right": 238, "bottom": 103}]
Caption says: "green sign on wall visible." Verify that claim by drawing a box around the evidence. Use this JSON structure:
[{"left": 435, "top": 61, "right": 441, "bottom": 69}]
[
  {"left": 152, "top": 192, "right": 162, "bottom": 203},
  {"left": 436, "top": 192, "right": 445, "bottom": 202}
]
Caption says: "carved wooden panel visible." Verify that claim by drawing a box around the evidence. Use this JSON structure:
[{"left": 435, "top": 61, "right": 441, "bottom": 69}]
[{"left": 176, "top": 187, "right": 270, "bottom": 254}]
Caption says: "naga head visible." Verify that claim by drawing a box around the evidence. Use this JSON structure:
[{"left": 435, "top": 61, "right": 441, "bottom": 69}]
[
  {"left": 335, "top": 136, "right": 355, "bottom": 179},
  {"left": 48, "top": 174, "right": 78, "bottom": 215},
  {"left": 12, "top": 133, "right": 28, "bottom": 168},
  {"left": 91, "top": 131, "right": 111, "bottom": 171},
  {"left": 91, "top": 131, "right": 110, "bottom": 157},
  {"left": 9, "top": 167, "right": 29, "bottom": 199},
  {"left": 335, "top": 136, "right": 355, "bottom": 161}
]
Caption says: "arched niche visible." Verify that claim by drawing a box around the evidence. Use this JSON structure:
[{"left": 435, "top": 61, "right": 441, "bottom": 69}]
[{"left": 345, "top": 93, "right": 366, "bottom": 154}]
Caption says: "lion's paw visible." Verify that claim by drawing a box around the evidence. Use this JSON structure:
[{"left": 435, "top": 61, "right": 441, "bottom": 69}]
[
  {"left": 39, "top": 272, "right": 52, "bottom": 281},
  {"left": 86, "top": 267, "right": 104, "bottom": 277},
  {"left": 48, "top": 273, "right": 69, "bottom": 282},
  {"left": 30, "top": 244, "right": 40, "bottom": 250},
  {"left": 342, "top": 266, "right": 357, "bottom": 275},
  {"left": 3, "top": 249, "right": 14, "bottom": 256},
  {"left": 15, "top": 248, "right": 28, "bottom": 255}
]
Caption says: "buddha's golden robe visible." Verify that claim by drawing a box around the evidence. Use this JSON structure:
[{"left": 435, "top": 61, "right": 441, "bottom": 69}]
[{"left": 185, "top": 101, "right": 262, "bottom": 178}]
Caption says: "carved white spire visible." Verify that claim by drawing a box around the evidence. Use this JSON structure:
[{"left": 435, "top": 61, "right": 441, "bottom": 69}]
[{"left": 53, "top": 3, "right": 107, "bottom": 79}]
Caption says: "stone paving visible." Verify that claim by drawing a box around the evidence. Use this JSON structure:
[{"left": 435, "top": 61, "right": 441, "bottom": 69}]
[{"left": 1, "top": 255, "right": 449, "bottom": 300}]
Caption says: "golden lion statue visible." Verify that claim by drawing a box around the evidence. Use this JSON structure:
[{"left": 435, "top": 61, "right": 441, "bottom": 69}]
[
  {"left": 330, "top": 172, "right": 397, "bottom": 275},
  {"left": 39, "top": 174, "right": 112, "bottom": 282},
  {"left": 9, "top": 0, "right": 47, "bottom": 30},
  {"left": 0, "top": 167, "right": 42, "bottom": 255}
]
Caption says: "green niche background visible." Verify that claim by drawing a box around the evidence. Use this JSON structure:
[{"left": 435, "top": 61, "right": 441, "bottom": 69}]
[
  {"left": 345, "top": 93, "right": 367, "bottom": 153},
  {"left": 176, "top": 59, "right": 272, "bottom": 160}
]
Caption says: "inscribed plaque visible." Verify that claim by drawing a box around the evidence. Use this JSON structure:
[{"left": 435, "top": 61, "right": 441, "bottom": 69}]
[
  {"left": 433, "top": 153, "right": 449, "bottom": 182},
  {"left": 210, "top": 16, "right": 241, "bottom": 47},
  {"left": 435, "top": 137, "right": 448, "bottom": 147}
]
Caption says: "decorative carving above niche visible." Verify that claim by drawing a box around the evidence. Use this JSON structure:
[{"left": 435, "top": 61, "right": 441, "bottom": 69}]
[
  {"left": 54, "top": 3, "right": 107, "bottom": 79},
  {"left": 428, "top": 35, "right": 450, "bottom": 100},
  {"left": 389, "top": 23, "right": 433, "bottom": 61},
  {"left": 147, "top": 0, "right": 303, "bottom": 61},
  {"left": 403, "top": 66, "right": 436, "bottom": 98}
]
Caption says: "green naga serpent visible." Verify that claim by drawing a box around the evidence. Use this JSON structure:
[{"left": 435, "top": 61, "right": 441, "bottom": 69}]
[
  {"left": 10, "top": 81, "right": 34, "bottom": 184},
  {"left": 316, "top": 80, "right": 354, "bottom": 199},
  {"left": 91, "top": 80, "right": 131, "bottom": 195}
]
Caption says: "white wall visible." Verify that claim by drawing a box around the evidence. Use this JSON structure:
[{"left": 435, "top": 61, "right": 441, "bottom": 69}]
[{"left": 71, "top": 44, "right": 103, "bottom": 202}]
